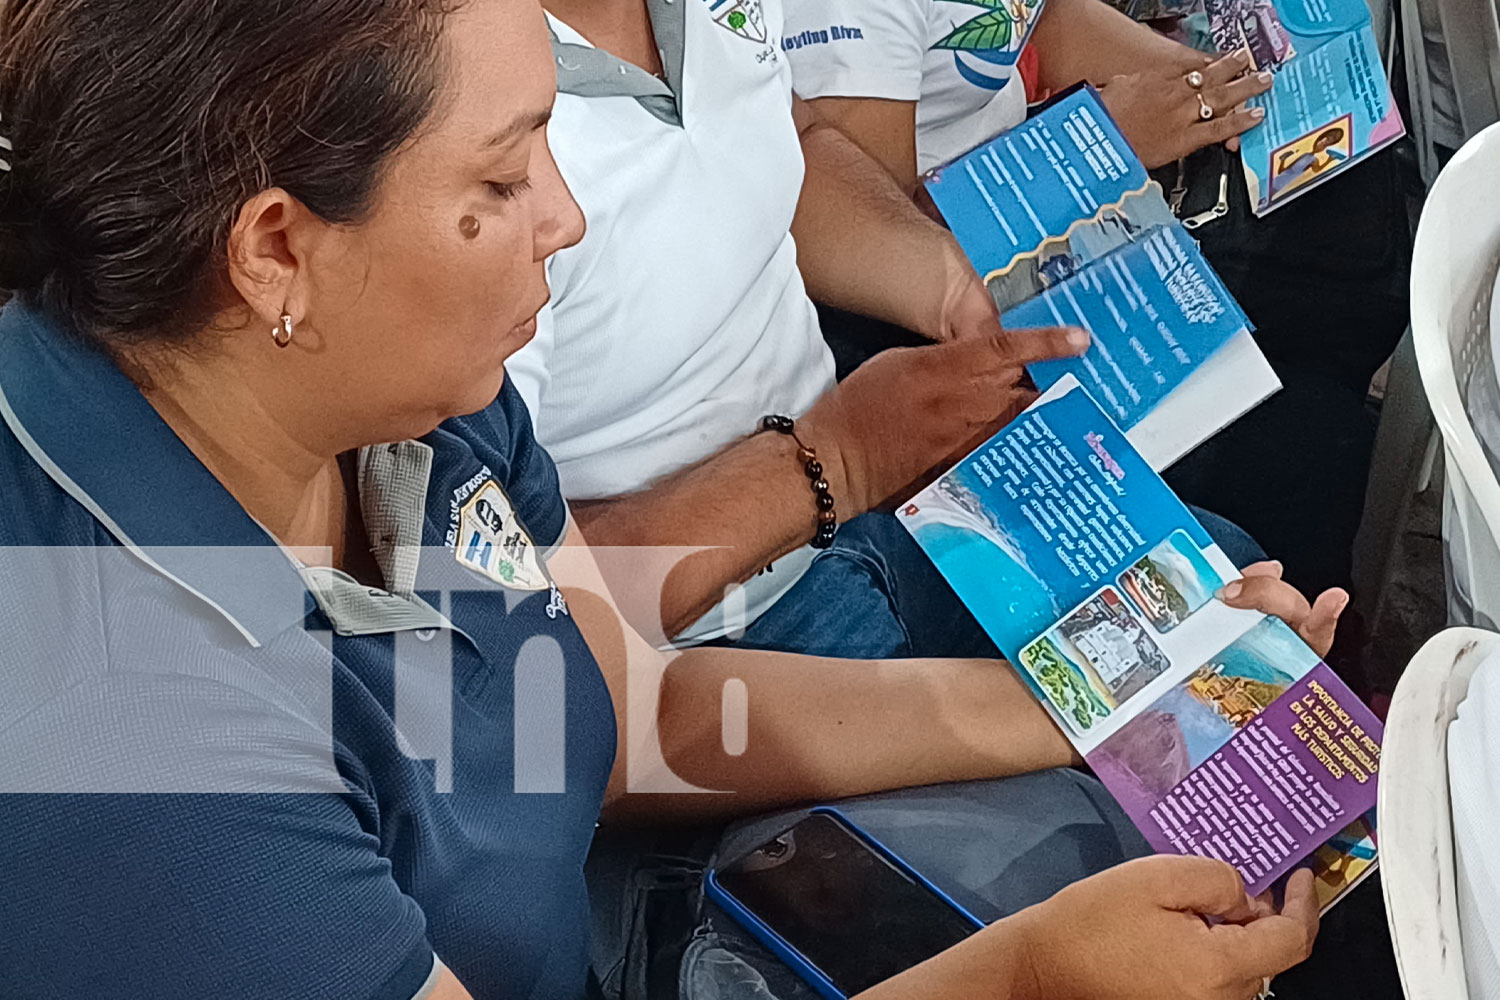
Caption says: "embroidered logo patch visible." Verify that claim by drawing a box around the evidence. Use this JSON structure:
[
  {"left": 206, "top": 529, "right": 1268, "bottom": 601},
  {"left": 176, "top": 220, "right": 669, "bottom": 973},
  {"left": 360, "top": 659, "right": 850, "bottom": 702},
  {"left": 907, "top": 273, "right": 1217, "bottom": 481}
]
[
  {"left": 930, "top": 0, "right": 1045, "bottom": 92},
  {"left": 704, "top": 0, "right": 767, "bottom": 43},
  {"left": 455, "top": 481, "right": 552, "bottom": 592}
]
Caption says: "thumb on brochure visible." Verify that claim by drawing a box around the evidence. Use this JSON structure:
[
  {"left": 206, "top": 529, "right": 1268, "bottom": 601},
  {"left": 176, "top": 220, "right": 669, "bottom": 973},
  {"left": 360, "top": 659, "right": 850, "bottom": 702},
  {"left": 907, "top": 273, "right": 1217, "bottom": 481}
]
[
  {"left": 1206, "top": 869, "right": 1320, "bottom": 977},
  {"left": 1218, "top": 562, "right": 1348, "bottom": 657}
]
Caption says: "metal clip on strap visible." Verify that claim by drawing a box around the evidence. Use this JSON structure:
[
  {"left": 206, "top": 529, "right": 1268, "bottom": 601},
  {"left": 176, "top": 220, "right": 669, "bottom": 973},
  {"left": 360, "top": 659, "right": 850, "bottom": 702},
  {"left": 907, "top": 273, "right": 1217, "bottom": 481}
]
[{"left": 1182, "top": 172, "right": 1230, "bottom": 231}]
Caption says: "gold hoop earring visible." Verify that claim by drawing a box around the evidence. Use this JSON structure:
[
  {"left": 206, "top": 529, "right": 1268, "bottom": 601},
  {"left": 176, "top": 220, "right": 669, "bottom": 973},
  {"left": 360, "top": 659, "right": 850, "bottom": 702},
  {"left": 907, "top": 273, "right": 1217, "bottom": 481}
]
[{"left": 272, "top": 314, "right": 294, "bottom": 349}]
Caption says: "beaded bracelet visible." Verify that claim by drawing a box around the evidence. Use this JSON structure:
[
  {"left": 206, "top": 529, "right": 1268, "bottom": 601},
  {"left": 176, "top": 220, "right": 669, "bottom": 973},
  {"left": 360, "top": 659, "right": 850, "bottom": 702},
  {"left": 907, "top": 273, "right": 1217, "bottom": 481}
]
[{"left": 759, "top": 415, "right": 837, "bottom": 550}]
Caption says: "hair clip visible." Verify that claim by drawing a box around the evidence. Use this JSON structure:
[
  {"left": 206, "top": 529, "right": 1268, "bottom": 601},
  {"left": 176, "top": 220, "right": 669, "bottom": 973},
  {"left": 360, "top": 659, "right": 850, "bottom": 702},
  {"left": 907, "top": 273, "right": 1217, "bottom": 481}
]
[{"left": 0, "top": 112, "right": 10, "bottom": 171}]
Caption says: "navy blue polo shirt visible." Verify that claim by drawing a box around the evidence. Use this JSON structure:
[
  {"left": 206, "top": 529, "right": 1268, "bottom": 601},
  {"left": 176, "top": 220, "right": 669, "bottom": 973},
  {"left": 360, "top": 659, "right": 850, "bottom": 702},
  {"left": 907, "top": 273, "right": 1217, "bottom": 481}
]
[{"left": 0, "top": 302, "right": 617, "bottom": 1000}]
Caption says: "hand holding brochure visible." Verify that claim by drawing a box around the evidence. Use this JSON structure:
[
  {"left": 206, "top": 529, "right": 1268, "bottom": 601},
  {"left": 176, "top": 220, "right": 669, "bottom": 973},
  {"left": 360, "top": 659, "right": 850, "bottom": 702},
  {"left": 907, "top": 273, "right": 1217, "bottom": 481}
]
[
  {"left": 1203, "top": 0, "right": 1405, "bottom": 213},
  {"left": 925, "top": 88, "right": 1280, "bottom": 469},
  {"left": 898, "top": 381, "right": 1381, "bottom": 908}
]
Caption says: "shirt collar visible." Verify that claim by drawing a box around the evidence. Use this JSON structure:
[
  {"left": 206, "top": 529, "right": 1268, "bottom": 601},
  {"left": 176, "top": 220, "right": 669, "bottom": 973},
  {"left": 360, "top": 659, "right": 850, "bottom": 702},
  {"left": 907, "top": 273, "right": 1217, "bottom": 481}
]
[
  {"left": 295, "top": 439, "right": 455, "bottom": 638},
  {"left": 0, "top": 302, "right": 318, "bottom": 647},
  {"left": 549, "top": 0, "right": 687, "bottom": 127}
]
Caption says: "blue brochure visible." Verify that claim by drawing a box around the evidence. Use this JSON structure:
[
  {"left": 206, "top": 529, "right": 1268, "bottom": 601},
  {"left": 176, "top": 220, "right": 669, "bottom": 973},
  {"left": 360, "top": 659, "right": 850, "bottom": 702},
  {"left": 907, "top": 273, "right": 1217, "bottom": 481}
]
[
  {"left": 1007, "top": 225, "right": 1249, "bottom": 431},
  {"left": 925, "top": 88, "right": 1154, "bottom": 281},
  {"left": 1201, "top": 0, "right": 1405, "bottom": 213},
  {"left": 925, "top": 88, "right": 1270, "bottom": 464}
]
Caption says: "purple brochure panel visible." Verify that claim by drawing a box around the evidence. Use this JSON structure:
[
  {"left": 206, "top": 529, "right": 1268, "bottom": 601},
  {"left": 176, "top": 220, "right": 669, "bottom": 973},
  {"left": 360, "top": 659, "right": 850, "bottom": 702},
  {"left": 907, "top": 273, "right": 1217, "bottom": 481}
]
[{"left": 1089, "top": 662, "right": 1383, "bottom": 895}]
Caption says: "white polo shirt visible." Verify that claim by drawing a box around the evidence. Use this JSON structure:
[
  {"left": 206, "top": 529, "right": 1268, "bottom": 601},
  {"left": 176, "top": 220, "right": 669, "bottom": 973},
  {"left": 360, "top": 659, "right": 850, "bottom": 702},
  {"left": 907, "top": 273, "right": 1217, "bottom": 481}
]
[
  {"left": 509, "top": 0, "right": 836, "bottom": 644},
  {"left": 781, "top": 0, "right": 1046, "bottom": 174}
]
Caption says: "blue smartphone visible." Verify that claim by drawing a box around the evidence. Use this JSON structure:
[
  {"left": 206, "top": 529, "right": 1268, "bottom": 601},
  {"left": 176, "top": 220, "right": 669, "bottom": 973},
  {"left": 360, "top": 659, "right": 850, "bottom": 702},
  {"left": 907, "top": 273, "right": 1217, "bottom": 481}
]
[{"left": 704, "top": 807, "right": 984, "bottom": 1000}]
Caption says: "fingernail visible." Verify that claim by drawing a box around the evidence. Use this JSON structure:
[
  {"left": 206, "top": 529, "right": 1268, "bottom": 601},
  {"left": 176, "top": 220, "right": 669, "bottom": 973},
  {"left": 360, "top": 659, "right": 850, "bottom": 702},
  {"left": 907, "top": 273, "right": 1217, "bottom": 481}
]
[
  {"left": 1066, "top": 327, "right": 1090, "bottom": 351},
  {"left": 1267, "top": 559, "right": 1283, "bottom": 575},
  {"left": 1236, "top": 48, "right": 1251, "bottom": 62},
  {"left": 1218, "top": 581, "right": 1242, "bottom": 600},
  {"left": 1251, "top": 106, "right": 1265, "bottom": 119},
  {"left": 1257, "top": 71, "right": 1273, "bottom": 84}
]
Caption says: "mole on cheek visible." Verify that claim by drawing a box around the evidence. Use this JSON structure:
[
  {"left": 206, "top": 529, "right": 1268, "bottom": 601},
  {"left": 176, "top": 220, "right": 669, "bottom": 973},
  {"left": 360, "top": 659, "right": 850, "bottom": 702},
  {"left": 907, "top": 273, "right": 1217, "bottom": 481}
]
[{"left": 459, "top": 215, "right": 481, "bottom": 240}]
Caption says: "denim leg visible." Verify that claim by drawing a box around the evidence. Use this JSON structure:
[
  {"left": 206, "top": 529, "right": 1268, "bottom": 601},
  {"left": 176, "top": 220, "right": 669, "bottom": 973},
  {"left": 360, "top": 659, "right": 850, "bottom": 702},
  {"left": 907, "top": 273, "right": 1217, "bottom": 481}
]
[
  {"left": 832, "top": 512, "right": 1003, "bottom": 659},
  {"left": 719, "top": 512, "right": 998, "bottom": 660},
  {"left": 716, "top": 513, "right": 915, "bottom": 659}
]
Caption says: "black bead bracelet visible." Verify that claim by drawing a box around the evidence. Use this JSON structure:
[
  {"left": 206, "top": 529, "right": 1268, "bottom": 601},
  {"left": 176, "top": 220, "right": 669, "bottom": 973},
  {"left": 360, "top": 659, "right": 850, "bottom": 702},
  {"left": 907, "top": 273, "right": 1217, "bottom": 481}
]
[{"left": 760, "top": 414, "right": 838, "bottom": 550}]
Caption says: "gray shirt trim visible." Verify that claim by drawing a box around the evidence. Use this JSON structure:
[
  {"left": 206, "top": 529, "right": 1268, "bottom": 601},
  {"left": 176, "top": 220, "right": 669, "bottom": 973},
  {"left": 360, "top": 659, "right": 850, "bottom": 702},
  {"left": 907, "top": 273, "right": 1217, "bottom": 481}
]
[
  {"left": 299, "top": 440, "right": 454, "bottom": 638},
  {"left": 299, "top": 566, "right": 450, "bottom": 637},
  {"left": 410, "top": 956, "right": 445, "bottom": 1000},
  {"left": 358, "top": 440, "right": 433, "bottom": 600},
  {"left": 550, "top": 0, "right": 687, "bottom": 127}
]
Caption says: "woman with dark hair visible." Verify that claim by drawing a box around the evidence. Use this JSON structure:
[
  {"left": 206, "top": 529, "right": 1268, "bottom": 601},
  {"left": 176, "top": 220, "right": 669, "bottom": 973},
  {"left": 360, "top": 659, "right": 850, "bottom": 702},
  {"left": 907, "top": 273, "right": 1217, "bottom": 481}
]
[{"left": 0, "top": 0, "right": 1332, "bottom": 997}]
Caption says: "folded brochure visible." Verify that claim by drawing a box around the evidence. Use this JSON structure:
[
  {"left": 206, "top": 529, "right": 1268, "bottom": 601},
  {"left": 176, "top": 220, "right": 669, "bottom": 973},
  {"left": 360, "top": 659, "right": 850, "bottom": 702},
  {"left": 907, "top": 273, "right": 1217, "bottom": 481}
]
[
  {"left": 898, "top": 378, "right": 1380, "bottom": 909},
  {"left": 924, "top": 87, "right": 1280, "bottom": 470},
  {"left": 1201, "top": 0, "right": 1405, "bottom": 214}
]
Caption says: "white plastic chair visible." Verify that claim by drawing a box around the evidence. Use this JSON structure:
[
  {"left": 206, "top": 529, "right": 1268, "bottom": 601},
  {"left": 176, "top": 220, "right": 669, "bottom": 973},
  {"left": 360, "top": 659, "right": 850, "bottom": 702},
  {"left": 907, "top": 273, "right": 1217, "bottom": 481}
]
[
  {"left": 1380, "top": 626, "right": 1500, "bottom": 1000},
  {"left": 1410, "top": 122, "right": 1500, "bottom": 629}
]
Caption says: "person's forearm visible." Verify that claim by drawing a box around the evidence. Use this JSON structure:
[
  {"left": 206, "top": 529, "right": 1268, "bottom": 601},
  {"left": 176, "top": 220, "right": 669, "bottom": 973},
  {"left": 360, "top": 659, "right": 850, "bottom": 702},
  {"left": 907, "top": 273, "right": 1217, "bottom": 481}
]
[
  {"left": 805, "top": 96, "right": 921, "bottom": 195},
  {"left": 550, "top": 524, "right": 1074, "bottom": 829},
  {"left": 789, "top": 98, "right": 964, "bottom": 340},
  {"left": 604, "top": 648, "right": 1079, "bottom": 825},
  {"left": 1030, "top": 0, "right": 1202, "bottom": 93},
  {"left": 853, "top": 915, "right": 1041, "bottom": 1000},
  {"left": 571, "top": 427, "right": 854, "bottom": 641}
]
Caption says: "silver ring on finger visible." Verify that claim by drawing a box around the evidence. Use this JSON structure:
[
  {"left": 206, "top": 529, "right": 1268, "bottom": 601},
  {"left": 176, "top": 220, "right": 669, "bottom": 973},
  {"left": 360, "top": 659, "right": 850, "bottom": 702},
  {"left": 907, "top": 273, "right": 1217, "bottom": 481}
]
[
  {"left": 1196, "top": 92, "right": 1215, "bottom": 120},
  {"left": 1185, "top": 69, "right": 1205, "bottom": 89}
]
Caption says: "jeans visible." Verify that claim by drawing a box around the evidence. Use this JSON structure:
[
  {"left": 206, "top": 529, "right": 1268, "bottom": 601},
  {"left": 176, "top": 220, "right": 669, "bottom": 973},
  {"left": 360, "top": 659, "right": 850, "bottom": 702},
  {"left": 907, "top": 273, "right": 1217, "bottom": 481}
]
[{"left": 719, "top": 506, "right": 1267, "bottom": 660}]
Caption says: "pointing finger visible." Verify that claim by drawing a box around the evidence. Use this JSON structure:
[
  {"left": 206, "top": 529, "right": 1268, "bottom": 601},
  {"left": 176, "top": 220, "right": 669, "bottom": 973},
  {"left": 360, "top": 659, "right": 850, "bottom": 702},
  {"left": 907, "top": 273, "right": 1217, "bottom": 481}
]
[{"left": 979, "top": 326, "right": 1090, "bottom": 368}]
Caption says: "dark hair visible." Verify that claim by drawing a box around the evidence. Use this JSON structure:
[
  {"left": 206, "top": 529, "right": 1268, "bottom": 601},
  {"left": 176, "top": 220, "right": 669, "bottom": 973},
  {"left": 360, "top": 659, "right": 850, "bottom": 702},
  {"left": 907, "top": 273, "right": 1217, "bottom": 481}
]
[
  {"left": 0, "top": 0, "right": 456, "bottom": 345},
  {"left": 1316, "top": 127, "right": 1345, "bottom": 147}
]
